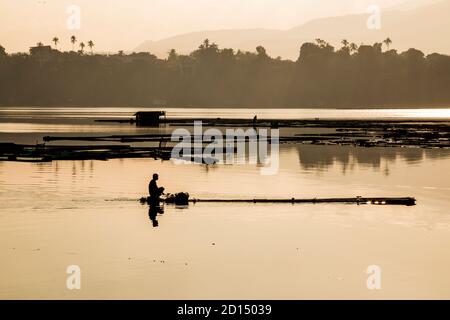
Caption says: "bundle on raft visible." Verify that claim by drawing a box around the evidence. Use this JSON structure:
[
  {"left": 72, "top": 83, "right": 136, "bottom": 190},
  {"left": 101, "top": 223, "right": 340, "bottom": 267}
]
[
  {"left": 140, "top": 194, "right": 416, "bottom": 206},
  {"left": 140, "top": 192, "right": 191, "bottom": 205}
]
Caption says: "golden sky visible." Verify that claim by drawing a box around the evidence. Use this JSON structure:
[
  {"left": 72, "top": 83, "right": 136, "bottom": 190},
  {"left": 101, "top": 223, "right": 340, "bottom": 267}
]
[{"left": 0, "top": 0, "right": 431, "bottom": 52}]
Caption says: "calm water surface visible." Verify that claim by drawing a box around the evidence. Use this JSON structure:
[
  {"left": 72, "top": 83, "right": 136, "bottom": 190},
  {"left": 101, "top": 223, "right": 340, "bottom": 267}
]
[{"left": 1, "top": 107, "right": 450, "bottom": 299}]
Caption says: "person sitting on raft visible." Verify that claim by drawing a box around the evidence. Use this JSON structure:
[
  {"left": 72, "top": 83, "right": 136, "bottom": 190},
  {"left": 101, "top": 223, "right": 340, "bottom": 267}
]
[{"left": 149, "top": 173, "right": 165, "bottom": 201}]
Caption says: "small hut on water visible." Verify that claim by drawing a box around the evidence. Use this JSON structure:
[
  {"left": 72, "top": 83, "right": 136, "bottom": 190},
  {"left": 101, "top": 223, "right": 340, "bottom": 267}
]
[{"left": 134, "top": 111, "right": 166, "bottom": 126}]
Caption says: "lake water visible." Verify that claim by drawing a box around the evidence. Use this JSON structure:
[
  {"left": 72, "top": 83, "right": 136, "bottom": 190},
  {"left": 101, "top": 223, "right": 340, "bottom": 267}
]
[
  {"left": 1, "top": 107, "right": 450, "bottom": 299},
  {"left": 1, "top": 106, "right": 450, "bottom": 123}
]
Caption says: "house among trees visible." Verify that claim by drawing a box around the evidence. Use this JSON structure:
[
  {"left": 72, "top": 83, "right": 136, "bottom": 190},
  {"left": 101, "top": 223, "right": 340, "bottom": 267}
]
[
  {"left": 29, "top": 44, "right": 56, "bottom": 65},
  {"left": 29, "top": 44, "right": 53, "bottom": 56}
]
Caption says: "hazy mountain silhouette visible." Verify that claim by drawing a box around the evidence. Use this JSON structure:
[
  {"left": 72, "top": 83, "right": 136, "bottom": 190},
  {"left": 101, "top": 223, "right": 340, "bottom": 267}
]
[{"left": 135, "top": 0, "right": 450, "bottom": 60}]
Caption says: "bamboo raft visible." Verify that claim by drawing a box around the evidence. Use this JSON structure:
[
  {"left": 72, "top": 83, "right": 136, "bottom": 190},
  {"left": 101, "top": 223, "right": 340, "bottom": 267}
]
[{"left": 140, "top": 196, "right": 417, "bottom": 206}]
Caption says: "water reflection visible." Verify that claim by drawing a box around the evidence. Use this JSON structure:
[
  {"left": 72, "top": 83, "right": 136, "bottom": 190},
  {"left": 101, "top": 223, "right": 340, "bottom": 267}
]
[
  {"left": 296, "top": 145, "right": 450, "bottom": 175},
  {"left": 148, "top": 204, "right": 164, "bottom": 227}
]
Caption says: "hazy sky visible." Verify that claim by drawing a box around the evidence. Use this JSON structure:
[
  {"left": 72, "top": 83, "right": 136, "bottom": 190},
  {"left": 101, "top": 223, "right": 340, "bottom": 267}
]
[{"left": 0, "top": 0, "right": 419, "bottom": 52}]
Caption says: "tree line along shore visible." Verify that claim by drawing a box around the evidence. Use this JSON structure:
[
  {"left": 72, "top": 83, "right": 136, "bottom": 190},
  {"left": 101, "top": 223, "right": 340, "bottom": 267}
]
[{"left": 0, "top": 38, "right": 450, "bottom": 108}]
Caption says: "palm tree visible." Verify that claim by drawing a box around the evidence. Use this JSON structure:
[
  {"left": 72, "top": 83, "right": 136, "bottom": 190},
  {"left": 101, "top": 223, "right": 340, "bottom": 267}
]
[
  {"left": 52, "top": 37, "right": 59, "bottom": 49},
  {"left": 70, "top": 35, "right": 77, "bottom": 51},
  {"left": 341, "top": 39, "right": 349, "bottom": 48},
  {"left": 79, "top": 42, "right": 85, "bottom": 53},
  {"left": 383, "top": 38, "right": 392, "bottom": 50},
  {"left": 87, "top": 40, "right": 94, "bottom": 54}
]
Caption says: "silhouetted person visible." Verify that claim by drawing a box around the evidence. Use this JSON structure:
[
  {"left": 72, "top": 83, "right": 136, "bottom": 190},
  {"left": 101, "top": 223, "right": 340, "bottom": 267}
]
[
  {"left": 253, "top": 115, "right": 257, "bottom": 128},
  {"left": 149, "top": 173, "right": 165, "bottom": 203}
]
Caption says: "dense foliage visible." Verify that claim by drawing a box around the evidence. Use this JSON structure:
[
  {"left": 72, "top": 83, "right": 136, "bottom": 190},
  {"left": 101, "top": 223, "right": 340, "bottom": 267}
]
[{"left": 1, "top": 39, "right": 449, "bottom": 107}]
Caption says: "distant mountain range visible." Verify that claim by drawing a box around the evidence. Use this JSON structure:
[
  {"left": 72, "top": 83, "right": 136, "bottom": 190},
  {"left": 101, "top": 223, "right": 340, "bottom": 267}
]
[{"left": 135, "top": 0, "right": 450, "bottom": 60}]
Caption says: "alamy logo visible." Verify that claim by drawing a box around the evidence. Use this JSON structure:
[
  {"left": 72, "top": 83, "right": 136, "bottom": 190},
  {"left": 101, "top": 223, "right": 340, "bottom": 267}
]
[
  {"left": 66, "top": 5, "right": 81, "bottom": 30},
  {"left": 66, "top": 265, "right": 81, "bottom": 290},
  {"left": 171, "top": 121, "right": 280, "bottom": 175},
  {"left": 366, "top": 5, "right": 381, "bottom": 30},
  {"left": 366, "top": 265, "right": 382, "bottom": 290}
]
